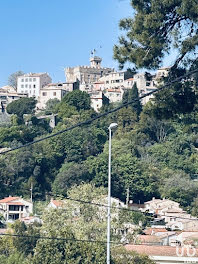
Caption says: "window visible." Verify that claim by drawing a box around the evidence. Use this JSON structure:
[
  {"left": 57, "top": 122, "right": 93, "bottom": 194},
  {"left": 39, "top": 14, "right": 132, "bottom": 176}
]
[
  {"left": 25, "top": 78, "right": 28, "bottom": 82},
  {"left": 33, "top": 78, "right": 36, "bottom": 82},
  {"left": 21, "top": 85, "right": 24, "bottom": 88},
  {"left": 9, "top": 205, "right": 19, "bottom": 211},
  {"left": 21, "top": 79, "right": 24, "bottom": 82},
  {"left": 33, "top": 85, "right": 36, "bottom": 88},
  {"left": 42, "top": 92, "right": 47, "bottom": 96},
  {"left": 106, "top": 81, "right": 109, "bottom": 84},
  {"left": 29, "top": 78, "right": 32, "bottom": 82},
  {"left": 25, "top": 84, "right": 28, "bottom": 88},
  {"left": 53, "top": 92, "right": 56, "bottom": 96},
  {"left": 146, "top": 82, "right": 151, "bottom": 87},
  {"left": 29, "top": 85, "right": 31, "bottom": 88},
  {"left": 25, "top": 90, "right": 28, "bottom": 93}
]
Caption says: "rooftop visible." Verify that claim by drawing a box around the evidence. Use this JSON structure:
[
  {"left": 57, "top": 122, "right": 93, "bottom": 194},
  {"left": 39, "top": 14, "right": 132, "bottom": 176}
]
[
  {"left": 125, "top": 244, "right": 198, "bottom": 257},
  {"left": 18, "top": 72, "right": 49, "bottom": 78},
  {"left": 51, "top": 199, "right": 64, "bottom": 208},
  {"left": 0, "top": 197, "right": 20, "bottom": 203}
]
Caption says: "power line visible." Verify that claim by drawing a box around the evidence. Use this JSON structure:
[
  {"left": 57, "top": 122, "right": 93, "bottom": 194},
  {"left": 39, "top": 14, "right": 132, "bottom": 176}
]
[
  {"left": 62, "top": 196, "right": 137, "bottom": 212},
  {"left": 0, "top": 233, "right": 123, "bottom": 245},
  {"left": 1, "top": 68, "right": 198, "bottom": 155},
  {"left": 53, "top": 196, "right": 198, "bottom": 221}
]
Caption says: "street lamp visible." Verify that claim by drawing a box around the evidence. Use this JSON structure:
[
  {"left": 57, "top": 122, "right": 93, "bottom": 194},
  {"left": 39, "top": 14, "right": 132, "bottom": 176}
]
[{"left": 107, "top": 122, "right": 118, "bottom": 264}]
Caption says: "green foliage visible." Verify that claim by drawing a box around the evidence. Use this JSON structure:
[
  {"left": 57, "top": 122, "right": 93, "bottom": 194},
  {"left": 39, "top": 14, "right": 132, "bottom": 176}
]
[
  {"left": 122, "top": 83, "right": 142, "bottom": 116},
  {"left": 6, "top": 97, "right": 37, "bottom": 120},
  {"left": 112, "top": 247, "right": 155, "bottom": 264},
  {"left": 114, "top": 0, "right": 198, "bottom": 70},
  {"left": 12, "top": 221, "right": 41, "bottom": 256},
  {"left": 52, "top": 162, "right": 91, "bottom": 196},
  {"left": 46, "top": 98, "right": 60, "bottom": 111},
  {"left": 62, "top": 90, "right": 91, "bottom": 111}
]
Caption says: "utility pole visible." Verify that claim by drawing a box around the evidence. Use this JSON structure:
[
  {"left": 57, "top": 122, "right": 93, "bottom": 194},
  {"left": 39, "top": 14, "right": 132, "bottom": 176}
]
[
  {"left": 107, "top": 123, "right": 118, "bottom": 264},
  {"left": 126, "top": 188, "right": 129, "bottom": 207},
  {"left": 30, "top": 182, "right": 33, "bottom": 203}
]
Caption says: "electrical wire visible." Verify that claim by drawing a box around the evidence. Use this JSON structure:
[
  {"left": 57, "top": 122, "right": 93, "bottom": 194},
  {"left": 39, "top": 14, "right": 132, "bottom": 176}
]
[
  {"left": 0, "top": 233, "right": 123, "bottom": 245},
  {"left": 0, "top": 68, "right": 198, "bottom": 155},
  {"left": 63, "top": 196, "right": 136, "bottom": 212},
  {"left": 54, "top": 196, "right": 198, "bottom": 221}
]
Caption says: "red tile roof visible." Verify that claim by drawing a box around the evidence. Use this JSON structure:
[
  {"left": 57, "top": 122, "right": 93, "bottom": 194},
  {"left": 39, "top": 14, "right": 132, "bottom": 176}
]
[
  {"left": 125, "top": 244, "right": 198, "bottom": 257},
  {"left": 138, "top": 235, "right": 161, "bottom": 243},
  {"left": 0, "top": 197, "right": 19, "bottom": 203},
  {"left": 7, "top": 202, "right": 24, "bottom": 206},
  {"left": 51, "top": 200, "right": 64, "bottom": 207},
  {"left": 144, "top": 228, "right": 167, "bottom": 235}
]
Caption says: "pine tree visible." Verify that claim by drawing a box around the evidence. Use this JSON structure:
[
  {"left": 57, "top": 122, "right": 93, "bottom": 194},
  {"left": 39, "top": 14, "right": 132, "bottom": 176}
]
[{"left": 123, "top": 83, "right": 142, "bottom": 116}]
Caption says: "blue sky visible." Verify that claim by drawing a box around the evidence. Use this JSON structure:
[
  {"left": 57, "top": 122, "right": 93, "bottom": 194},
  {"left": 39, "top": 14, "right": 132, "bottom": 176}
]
[
  {"left": 0, "top": 0, "right": 173, "bottom": 87},
  {"left": 0, "top": 0, "right": 133, "bottom": 86}
]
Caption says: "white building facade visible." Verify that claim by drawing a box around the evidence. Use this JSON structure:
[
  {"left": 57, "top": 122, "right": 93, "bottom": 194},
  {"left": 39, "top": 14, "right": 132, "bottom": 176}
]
[
  {"left": 17, "top": 73, "right": 52, "bottom": 98},
  {"left": 0, "top": 196, "right": 33, "bottom": 221},
  {"left": 37, "top": 82, "right": 76, "bottom": 110}
]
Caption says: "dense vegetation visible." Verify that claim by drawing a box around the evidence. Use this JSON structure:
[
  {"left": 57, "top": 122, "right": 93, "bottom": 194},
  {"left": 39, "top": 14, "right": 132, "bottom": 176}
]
[
  {"left": 1, "top": 0, "right": 198, "bottom": 262},
  {"left": 1, "top": 86, "right": 198, "bottom": 213}
]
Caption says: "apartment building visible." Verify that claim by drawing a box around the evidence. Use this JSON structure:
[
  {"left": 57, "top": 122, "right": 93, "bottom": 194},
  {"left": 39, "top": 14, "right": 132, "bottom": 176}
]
[
  {"left": 17, "top": 72, "right": 52, "bottom": 98},
  {"left": 37, "top": 82, "right": 77, "bottom": 109},
  {"left": 99, "top": 71, "right": 133, "bottom": 90}
]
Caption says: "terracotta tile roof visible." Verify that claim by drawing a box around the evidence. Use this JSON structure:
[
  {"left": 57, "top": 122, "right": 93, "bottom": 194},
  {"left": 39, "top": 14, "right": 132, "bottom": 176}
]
[
  {"left": 106, "top": 89, "right": 121, "bottom": 93},
  {"left": 138, "top": 235, "right": 161, "bottom": 243},
  {"left": 144, "top": 228, "right": 167, "bottom": 235},
  {"left": 125, "top": 244, "right": 198, "bottom": 257},
  {"left": 0, "top": 197, "right": 19, "bottom": 203},
  {"left": 126, "top": 78, "right": 134, "bottom": 81},
  {"left": 7, "top": 202, "right": 24, "bottom": 206},
  {"left": 51, "top": 200, "right": 64, "bottom": 207}
]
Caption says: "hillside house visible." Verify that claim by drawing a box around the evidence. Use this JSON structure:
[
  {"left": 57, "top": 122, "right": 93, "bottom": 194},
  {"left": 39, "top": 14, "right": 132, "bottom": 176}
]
[{"left": 0, "top": 196, "right": 33, "bottom": 221}]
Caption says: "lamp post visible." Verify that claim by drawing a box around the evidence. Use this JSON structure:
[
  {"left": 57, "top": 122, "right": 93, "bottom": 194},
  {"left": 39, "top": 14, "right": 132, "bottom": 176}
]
[{"left": 107, "top": 123, "right": 118, "bottom": 264}]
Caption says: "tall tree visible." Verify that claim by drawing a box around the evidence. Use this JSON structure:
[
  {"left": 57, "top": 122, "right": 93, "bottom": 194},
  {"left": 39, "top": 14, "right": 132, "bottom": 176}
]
[
  {"left": 8, "top": 71, "right": 24, "bottom": 89},
  {"left": 122, "top": 83, "right": 142, "bottom": 115},
  {"left": 114, "top": 0, "right": 198, "bottom": 70},
  {"left": 62, "top": 90, "right": 91, "bottom": 111},
  {"left": 6, "top": 97, "right": 36, "bottom": 120}
]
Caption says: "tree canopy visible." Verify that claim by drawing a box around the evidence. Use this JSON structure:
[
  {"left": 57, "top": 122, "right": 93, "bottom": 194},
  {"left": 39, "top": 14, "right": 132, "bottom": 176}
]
[
  {"left": 8, "top": 71, "right": 24, "bottom": 89},
  {"left": 6, "top": 97, "right": 37, "bottom": 119},
  {"left": 114, "top": 0, "right": 198, "bottom": 70}
]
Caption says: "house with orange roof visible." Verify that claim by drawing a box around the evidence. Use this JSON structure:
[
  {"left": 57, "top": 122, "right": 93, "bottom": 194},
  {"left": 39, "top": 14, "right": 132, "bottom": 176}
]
[
  {"left": 47, "top": 199, "right": 64, "bottom": 209},
  {"left": 125, "top": 244, "right": 198, "bottom": 263},
  {"left": 0, "top": 196, "right": 33, "bottom": 221}
]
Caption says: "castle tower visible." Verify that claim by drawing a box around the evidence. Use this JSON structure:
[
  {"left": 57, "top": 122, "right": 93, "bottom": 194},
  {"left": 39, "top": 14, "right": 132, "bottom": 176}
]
[{"left": 90, "top": 56, "right": 102, "bottom": 69}]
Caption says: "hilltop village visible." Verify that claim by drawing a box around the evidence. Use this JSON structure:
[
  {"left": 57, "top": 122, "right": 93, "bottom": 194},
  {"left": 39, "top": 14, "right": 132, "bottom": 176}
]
[{"left": 0, "top": 56, "right": 168, "bottom": 113}]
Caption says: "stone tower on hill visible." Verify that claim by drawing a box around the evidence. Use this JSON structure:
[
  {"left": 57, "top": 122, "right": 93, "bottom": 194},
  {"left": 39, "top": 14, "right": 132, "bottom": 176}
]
[{"left": 64, "top": 56, "right": 113, "bottom": 92}]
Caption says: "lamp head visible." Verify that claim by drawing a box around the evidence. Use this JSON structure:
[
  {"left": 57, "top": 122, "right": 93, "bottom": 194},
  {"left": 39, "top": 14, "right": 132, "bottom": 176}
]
[{"left": 108, "top": 123, "right": 118, "bottom": 130}]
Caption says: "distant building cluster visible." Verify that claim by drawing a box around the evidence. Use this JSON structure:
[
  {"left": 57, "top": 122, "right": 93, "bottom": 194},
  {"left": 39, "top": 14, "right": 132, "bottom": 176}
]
[{"left": 0, "top": 56, "right": 169, "bottom": 113}]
